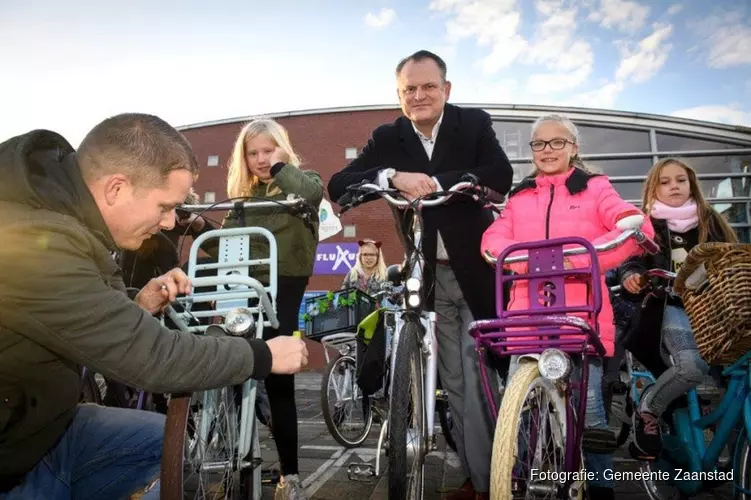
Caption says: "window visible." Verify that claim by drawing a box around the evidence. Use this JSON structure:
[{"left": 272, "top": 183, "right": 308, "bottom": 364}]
[
  {"left": 576, "top": 125, "right": 651, "bottom": 154},
  {"left": 663, "top": 154, "right": 751, "bottom": 175},
  {"left": 343, "top": 225, "right": 356, "bottom": 238},
  {"left": 655, "top": 132, "right": 749, "bottom": 152},
  {"left": 345, "top": 148, "right": 358, "bottom": 159},
  {"left": 587, "top": 158, "right": 654, "bottom": 177},
  {"left": 207, "top": 155, "right": 219, "bottom": 167},
  {"left": 492, "top": 121, "right": 532, "bottom": 159},
  {"left": 204, "top": 192, "right": 215, "bottom": 203}
]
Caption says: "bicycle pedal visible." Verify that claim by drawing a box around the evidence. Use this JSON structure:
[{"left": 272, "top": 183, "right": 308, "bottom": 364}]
[
  {"left": 582, "top": 428, "right": 618, "bottom": 454},
  {"left": 347, "top": 463, "right": 376, "bottom": 482},
  {"left": 628, "top": 442, "right": 657, "bottom": 462}
]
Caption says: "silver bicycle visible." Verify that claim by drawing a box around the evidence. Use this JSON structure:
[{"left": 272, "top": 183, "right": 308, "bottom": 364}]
[
  {"left": 337, "top": 177, "right": 499, "bottom": 499},
  {"left": 159, "top": 195, "right": 310, "bottom": 500}
]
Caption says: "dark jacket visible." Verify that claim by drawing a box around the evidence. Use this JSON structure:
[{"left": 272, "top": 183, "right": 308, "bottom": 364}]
[
  {"left": 619, "top": 214, "right": 730, "bottom": 376},
  {"left": 327, "top": 103, "right": 514, "bottom": 320},
  {"left": 203, "top": 162, "right": 323, "bottom": 283},
  {"left": 0, "top": 130, "right": 272, "bottom": 485}
]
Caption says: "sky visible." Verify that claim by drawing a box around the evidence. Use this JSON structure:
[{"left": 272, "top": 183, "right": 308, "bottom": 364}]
[{"left": 1, "top": 0, "right": 750, "bottom": 146}]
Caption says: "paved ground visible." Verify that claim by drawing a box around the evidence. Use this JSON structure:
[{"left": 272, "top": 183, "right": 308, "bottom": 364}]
[{"left": 255, "top": 370, "right": 736, "bottom": 499}]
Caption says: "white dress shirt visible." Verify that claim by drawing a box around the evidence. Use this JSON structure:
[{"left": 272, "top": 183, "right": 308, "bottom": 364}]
[{"left": 377, "top": 113, "right": 450, "bottom": 260}]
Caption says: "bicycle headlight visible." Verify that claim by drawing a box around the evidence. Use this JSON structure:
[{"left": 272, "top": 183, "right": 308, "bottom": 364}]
[
  {"left": 225, "top": 308, "right": 255, "bottom": 336},
  {"left": 538, "top": 349, "right": 572, "bottom": 382},
  {"left": 407, "top": 293, "right": 421, "bottom": 308},
  {"left": 406, "top": 277, "right": 421, "bottom": 292}
]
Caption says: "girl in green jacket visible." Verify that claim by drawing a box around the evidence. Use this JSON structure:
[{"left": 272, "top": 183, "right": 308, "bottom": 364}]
[{"left": 225, "top": 118, "right": 323, "bottom": 500}]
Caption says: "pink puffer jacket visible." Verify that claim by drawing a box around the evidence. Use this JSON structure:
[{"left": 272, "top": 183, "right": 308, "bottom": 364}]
[{"left": 481, "top": 168, "right": 654, "bottom": 356}]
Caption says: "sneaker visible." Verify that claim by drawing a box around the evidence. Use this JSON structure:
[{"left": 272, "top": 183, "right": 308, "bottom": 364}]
[
  {"left": 632, "top": 409, "right": 662, "bottom": 459},
  {"left": 274, "top": 474, "right": 308, "bottom": 500}
]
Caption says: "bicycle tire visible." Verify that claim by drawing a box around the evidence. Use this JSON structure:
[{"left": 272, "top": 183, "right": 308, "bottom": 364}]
[
  {"left": 160, "top": 393, "right": 191, "bottom": 500},
  {"left": 321, "top": 355, "right": 373, "bottom": 448},
  {"left": 489, "top": 361, "right": 567, "bottom": 500},
  {"left": 388, "top": 318, "right": 425, "bottom": 500}
]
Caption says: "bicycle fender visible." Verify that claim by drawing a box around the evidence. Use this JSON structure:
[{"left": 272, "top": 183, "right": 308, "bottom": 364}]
[{"left": 518, "top": 353, "right": 541, "bottom": 363}]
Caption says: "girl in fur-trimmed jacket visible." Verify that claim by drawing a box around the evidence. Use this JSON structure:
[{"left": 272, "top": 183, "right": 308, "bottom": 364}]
[
  {"left": 481, "top": 114, "right": 654, "bottom": 500},
  {"left": 619, "top": 158, "right": 737, "bottom": 461}
]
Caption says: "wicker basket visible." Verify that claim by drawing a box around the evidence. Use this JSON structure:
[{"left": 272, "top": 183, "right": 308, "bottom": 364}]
[{"left": 674, "top": 242, "right": 751, "bottom": 365}]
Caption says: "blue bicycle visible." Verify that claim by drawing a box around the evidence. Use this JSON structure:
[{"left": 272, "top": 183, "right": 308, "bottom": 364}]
[{"left": 619, "top": 266, "right": 748, "bottom": 499}]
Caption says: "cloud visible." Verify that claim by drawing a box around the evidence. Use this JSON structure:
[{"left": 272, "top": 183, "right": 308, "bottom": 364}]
[
  {"left": 587, "top": 0, "right": 651, "bottom": 33},
  {"left": 671, "top": 105, "right": 751, "bottom": 127},
  {"left": 429, "top": 0, "right": 527, "bottom": 72},
  {"left": 689, "top": 9, "right": 751, "bottom": 68},
  {"left": 364, "top": 8, "right": 396, "bottom": 29},
  {"left": 557, "top": 82, "right": 626, "bottom": 109},
  {"left": 432, "top": 0, "right": 594, "bottom": 92},
  {"left": 614, "top": 23, "right": 673, "bottom": 83},
  {"left": 666, "top": 4, "right": 682, "bottom": 16}
]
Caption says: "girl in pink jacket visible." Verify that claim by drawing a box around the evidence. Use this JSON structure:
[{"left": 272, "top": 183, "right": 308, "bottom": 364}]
[{"left": 481, "top": 114, "right": 654, "bottom": 500}]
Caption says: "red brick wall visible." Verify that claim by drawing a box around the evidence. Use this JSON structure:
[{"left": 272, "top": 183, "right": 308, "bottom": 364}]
[{"left": 179, "top": 108, "right": 404, "bottom": 291}]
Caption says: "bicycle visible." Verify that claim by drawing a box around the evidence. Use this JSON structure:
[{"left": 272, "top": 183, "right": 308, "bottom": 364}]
[
  {"left": 615, "top": 265, "right": 748, "bottom": 499},
  {"left": 336, "top": 175, "right": 500, "bottom": 499},
  {"left": 469, "top": 214, "right": 659, "bottom": 499},
  {"left": 319, "top": 285, "right": 396, "bottom": 449},
  {"left": 320, "top": 283, "right": 458, "bottom": 453},
  {"left": 158, "top": 194, "right": 312, "bottom": 500}
]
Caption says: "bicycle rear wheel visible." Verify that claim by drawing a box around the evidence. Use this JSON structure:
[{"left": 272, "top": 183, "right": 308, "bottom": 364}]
[
  {"left": 322, "top": 355, "right": 373, "bottom": 448},
  {"left": 490, "top": 360, "right": 567, "bottom": 499},
  {"left": 388, "top": 318, "right": 426, "bottom": 500}
]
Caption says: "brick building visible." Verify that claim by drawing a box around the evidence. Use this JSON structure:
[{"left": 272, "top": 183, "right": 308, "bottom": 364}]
[{"left": 178, "top": 103, "right": 751, "bottom": 295}]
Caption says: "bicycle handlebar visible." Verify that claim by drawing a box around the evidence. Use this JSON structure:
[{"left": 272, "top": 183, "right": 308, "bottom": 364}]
[
  {"left": 336, "top": 174, "right": 500, "bottom": 214},
  {"left": 483, "top": 214, "right": 659, "bottom": 266},
  {"left": 177, "top": 195, "right": 308, "bottom": 212}
]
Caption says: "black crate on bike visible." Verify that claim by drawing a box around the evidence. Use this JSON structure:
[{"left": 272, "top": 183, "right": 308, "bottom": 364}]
[{"left": 304, "top": 288, "right": 377, "bottom": 341}]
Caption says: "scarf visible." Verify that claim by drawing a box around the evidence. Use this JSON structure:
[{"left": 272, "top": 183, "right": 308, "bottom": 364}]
[{"left": 650, "top": 198, "right": 699, "bottom": 233}]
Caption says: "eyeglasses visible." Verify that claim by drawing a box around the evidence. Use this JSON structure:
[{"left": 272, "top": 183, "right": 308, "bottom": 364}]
[{"left": 529, "top": 138, "right": 575, "bottom": 152}]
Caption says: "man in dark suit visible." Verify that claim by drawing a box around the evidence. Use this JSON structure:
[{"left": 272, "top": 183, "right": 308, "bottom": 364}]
[{"left": 328, "top": 50, "right": 514, "bottom": 500}]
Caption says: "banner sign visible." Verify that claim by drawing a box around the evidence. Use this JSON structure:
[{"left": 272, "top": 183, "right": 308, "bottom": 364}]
[
  {"left": 318, "top": 198, "right": 342, "bottom": 241},
  {"left": 313, "top": 242, "right": 359, "bottom": 275}
]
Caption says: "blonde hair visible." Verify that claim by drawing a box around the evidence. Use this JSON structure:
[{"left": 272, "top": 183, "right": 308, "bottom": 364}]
[
  {"left": 227, "top": 118, "right": 302, "bottom": 198},
  {"left": 347, "top": 241, "right": 387, "bottom": 282},
  {"left": 642, "top": 158, "right": 738, "bottom": 244},
  {"left": 528, "top": 114, "right": 598, "bottom": 177}
]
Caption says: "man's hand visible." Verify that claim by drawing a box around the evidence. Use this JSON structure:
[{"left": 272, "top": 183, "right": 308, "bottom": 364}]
[
  {"left": 267, "top": 336, "right": 309, "bottom": 374},
  {"left": 392, "top": 172, "right": 437, "bottom": 200},
  {"left": 622, "top": 272, "right": 646, "bottom": 294},
  {"left": 135, "top": 268, "right": 192, "bottom": 315}
]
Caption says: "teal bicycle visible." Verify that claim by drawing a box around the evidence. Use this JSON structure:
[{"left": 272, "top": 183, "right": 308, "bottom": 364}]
[{"left": 620, "top": 261, "right": 751, "bottom": 499}]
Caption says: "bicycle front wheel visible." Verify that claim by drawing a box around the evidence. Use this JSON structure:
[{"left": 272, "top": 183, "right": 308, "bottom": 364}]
[
  {"left": 161, "top": 387, "right": 252, "bottom": 500},
  {"left": 490, "top": 360, "right": 567, "bottom": 499},
  {"left": 388, "top": 318, "right": 426, "bottom": 500}
]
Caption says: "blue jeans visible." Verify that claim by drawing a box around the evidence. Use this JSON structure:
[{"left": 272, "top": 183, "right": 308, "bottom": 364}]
[
  {"left": 573, "top": 358, "right": 613, "bottom": 489},
  {"left": 640, "top": 305, "right": 709, "bottom": 415},
  {"left": 1, "top": 404, "right": 163, "bottom": 500}
]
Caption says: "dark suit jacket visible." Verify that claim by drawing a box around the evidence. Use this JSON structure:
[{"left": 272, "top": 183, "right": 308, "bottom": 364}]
[{"left": 327, "top": 103, "right": 514, "bottom": 320}]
